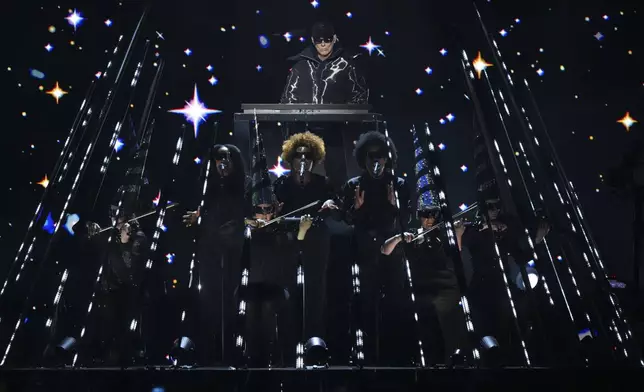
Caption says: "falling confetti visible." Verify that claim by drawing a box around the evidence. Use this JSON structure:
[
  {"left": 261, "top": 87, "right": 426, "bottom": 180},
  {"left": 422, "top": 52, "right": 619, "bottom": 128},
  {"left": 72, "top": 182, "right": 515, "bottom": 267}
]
[
  {"left": 43, "top": 213, "right": 55, "bottom": 234},
  {"left": 473, "top": 52, "right": 493, "bottom": 79},
  {"left": 64, "top": 214, "right": 80, "bottom": 235}
]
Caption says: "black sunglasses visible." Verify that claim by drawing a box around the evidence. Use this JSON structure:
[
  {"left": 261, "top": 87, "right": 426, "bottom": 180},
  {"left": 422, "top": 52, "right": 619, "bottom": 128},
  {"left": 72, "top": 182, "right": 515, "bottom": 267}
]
[
  {"left": 486, "top": 202, "right": 500, "bottom": 210},
  {"left": 367, "top": 151, "right": 386, "bottom": 160},
  {"left": 313, "top": 37, "right": 334, "bottom": 44},
  {"left": 254, "top": 205, "right": 275, "bottom": 214},
  {"left": 296, "top": 152, "right": 314, "bottom": 161},
  {"left": 418, "top": 209, "right": 440, "bottom": 219}
]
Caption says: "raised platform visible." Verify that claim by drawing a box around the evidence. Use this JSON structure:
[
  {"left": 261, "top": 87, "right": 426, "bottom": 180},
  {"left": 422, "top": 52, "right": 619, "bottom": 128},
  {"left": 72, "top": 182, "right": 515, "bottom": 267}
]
[{"left": 2, "top": 366, "right": 642, "bottom": 391}]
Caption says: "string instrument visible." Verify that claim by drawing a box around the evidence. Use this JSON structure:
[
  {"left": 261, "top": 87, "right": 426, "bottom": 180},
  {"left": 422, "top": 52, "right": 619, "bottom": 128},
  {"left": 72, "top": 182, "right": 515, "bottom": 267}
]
[{"left": 410, "top": 203, "right": 478, "bottom": 242}]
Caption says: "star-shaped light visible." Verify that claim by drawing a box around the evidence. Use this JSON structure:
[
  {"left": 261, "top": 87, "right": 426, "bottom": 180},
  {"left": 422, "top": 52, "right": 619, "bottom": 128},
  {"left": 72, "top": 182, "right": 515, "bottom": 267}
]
[
  {"left": 95, "top": 71, "right": 102, "bottom": 79},
  {"left": 459, "top": 203, "right": 468, "bottom": 211},
  {"left": 114, "top": 138, "right": 125, "bottom": 152},
  {"left": 156, "top": 31, "right": 165, "bottom": 40},
  {"left": 194, "top": 157, "right": 202, "bottom": 164},
  {"left": 460, "top": 165, "right": 468, "bottom": 172},
  {"left": 446, "top": 113, "right": 455, "bottom": 122},
  {"left": 166, "top": 253, "right": 175, "bottom": 264},
  {"left": 500, "top": 29, "right": 508, "bottom": 37},
  {"left": 439, "top": 48, "right": 448, "bottom": 56},
  {"left": 473, "top": 52, "right": 493, "bottom": 79},
  {"left": 256, "top": 64, "right": 263, "bottom": 72},
  {"left": 206, "top": 65, "right": 213, "bottom": 71},
  {"left": 46, "top": 82, "right": 68, "bottom": 104},
  {"left": 66, "top": 10, "right": 84, "bottom": 30},
  {"left": 425, "top": 67, "right": 433, "bottom": 75},
  {"left": 184, "top": 48, "right": 192, "bottom": 56},
  {"left": 360, "top": 37, "right": 381, "bottom": 56},
  {"left": 618, "top": 112, "right": 638, "bottom": 131},
  {"left": 105, "top": 19, "right": 112, "bottom": 26},
  {"left": 536, "top": 68, "right": 544, "bottom": 76},
  {"left": 269, "top": 156, "right": 290, "bottom": 177},
  {"left": 208, "top": 76, "right": 218, "bottom": 85},
  {"left": 37, "top": 175, "right": 49, "bottom": 188},
  {"left": 377, "top": 48, "right": 386, "bottom": 57},
  {"left": 438, "top": 143, "right": 446, "bottom": 150},
  {"left": 310, "top": 0, "right": 319, "bottom": 8},
  {"left": 45, "top": 44, "right": 53, "bottom": 52},
  {"left": 152, "top": 191, "right": 161, "bottom": 207},
  {"left": 415, "top": 88, "right": 423, "bottom": 95},
  {"left": 43, "top": 213, "right": 55, "bottom": 234},
  {"left": 169, "top": 84, "right": 220, "bottom": 138},
  {"left": 283, "top": 32, "right": 292, "bottom": 42},
  {"left": 346, "top": 12, "right": 353, "bottom": 18},
  {"left": 594, "top": 32, "right": 604, "bottom": 41}
]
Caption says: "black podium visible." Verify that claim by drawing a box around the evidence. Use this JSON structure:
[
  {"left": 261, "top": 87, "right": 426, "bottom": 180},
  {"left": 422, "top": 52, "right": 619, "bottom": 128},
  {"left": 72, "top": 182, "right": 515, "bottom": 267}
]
[{"left": 233, "top": 104, "right": 383, "bottom": 185}]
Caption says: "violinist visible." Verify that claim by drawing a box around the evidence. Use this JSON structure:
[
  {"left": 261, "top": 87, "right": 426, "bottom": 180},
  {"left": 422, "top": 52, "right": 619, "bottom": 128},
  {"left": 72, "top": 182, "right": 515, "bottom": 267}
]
[
  {"left": 381, "top": 204, "right": 464, "bottom": 365},
  {"left": 272, "top": 131, "right": 338, "bottom": 352}
]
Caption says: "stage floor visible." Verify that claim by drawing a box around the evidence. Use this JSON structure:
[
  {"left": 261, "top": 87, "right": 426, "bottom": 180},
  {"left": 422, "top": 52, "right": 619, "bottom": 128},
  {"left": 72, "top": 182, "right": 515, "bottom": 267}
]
[{"left": 1, "top": 366, "right": 643, "bottom": 391}]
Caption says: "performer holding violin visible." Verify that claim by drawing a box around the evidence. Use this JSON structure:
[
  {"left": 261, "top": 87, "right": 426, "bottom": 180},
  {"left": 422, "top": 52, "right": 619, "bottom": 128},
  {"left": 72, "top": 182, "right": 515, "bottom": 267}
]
[{"left": 271, "top": 132, "right": 338, "bottom": 355}]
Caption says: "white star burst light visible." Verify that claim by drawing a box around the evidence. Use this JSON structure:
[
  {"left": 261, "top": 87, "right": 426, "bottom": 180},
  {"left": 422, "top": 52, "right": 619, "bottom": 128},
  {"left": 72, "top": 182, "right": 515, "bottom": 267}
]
[
  {"left": 269, "top": 156, "right": 290, "bottom": 177},
  {"left": 360, "top": 37, "right": 381, "bottom": 56},
  {"left": 169, "top": 85, "right": 220, "bottom": 138},
  {"left": 66, "top": 10, "right": 84, "bottom": 30}
]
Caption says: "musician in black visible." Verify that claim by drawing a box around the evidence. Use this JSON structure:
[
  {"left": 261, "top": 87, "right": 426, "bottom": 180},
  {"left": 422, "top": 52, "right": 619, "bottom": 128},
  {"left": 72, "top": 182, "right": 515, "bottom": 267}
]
[
  {"left": 244, "top": 200, "right": 314, "bottom": 366},
  {"left": 280, "top": 21, "right": 368, "bottom": 105},
  {"left": 381, "top": 206, "right": 465, "bottom": 365},
  {"left": 340, "top": 131, "right": 412, "bottom": 365},
  {"left": 272, "top": 132, "right": 338, "bottom": 351},
  {"left": 84, "top": 212, "right": 148, "bottom": 366},
  {"left": 182, "top": 144, "right": 248, "bottom": 365}
]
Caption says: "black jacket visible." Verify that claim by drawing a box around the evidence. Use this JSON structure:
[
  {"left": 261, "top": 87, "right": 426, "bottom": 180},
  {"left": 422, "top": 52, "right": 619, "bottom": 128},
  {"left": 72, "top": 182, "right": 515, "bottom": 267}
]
[
  {"left": 341, "top": 173, "right": 410, "bottom": 235},
  {"left": 280, "top": 45, "right": 368, "bottom": 104},
  {"left": 102, "top": 230, "right": 148, "bottom": 291}
]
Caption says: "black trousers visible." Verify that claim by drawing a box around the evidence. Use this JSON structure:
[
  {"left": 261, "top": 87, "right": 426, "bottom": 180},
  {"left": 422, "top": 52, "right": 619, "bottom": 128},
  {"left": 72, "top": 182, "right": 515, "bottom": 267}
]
[
  {"left": 353, "top": 230, "right": 414, "bottom": 366},
  {"left": 415, "top": 283, "right": 465, "bottom": 365},
  {"left": 93, "top": 285, "right": 141, "bottom": 364},
  {"left": 196, "top": 232, "right": 244, "bottom": 365}
]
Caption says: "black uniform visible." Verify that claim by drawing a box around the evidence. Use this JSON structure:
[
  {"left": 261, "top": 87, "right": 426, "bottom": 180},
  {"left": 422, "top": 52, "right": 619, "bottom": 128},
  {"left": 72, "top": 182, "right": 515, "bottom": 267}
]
[
  {"left": 196, "top": 174, "right": 248, "bottom": 365},
  {"left": 280, "top": 45, "right": 368, "bottom": 105},
  {"left": 404, "top": 228, "right": 464, "bottom": 365},
  {"left": 341, "top": 173, "right": 413, "bottom": 365},
  {"left": 94, "top": 229, "right": 148, "bottom": 365},
  {"left": 273, "top": 173, "right": 335, "bottom": 346},
  {"left": 461, "top": 215, "right": 531, "bottom": 364}
]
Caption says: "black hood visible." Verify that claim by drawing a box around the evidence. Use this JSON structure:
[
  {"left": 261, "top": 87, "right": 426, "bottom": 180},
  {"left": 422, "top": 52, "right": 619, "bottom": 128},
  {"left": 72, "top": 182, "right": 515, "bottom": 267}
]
[{"left": 288, "top": 44, "right": 345, "bottom": 64}]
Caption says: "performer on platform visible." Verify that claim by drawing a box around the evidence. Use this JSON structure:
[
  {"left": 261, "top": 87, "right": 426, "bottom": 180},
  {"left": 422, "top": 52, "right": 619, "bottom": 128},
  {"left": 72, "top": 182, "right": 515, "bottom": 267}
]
[
  {"left": 280, "top": 21, "right": 368, "bottom": 105},
  {"left": 341, "top": 131, "right": 413, "bottom": 365},
  {"left": 272, "top": 132, "right": 338, "bottom": 354},
  {"left": 84, "top": 211, "right": 148, "bottom": 366},
  {"left": 182, "top": 144, "right": 248, "bottom": 365}
]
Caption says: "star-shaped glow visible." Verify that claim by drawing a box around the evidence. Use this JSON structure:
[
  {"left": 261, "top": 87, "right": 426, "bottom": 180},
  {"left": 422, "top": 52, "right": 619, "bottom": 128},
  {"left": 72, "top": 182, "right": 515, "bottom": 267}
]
[
  {"left": 360, "top": 37, "right": 381, "bottom": 56},
  {"left": 439, "top": 48, "right": 448, "bottom": 56},
  {"left": 459, "top": 203, "right": 468, "bottom": 211},
  {"left": 156, "top": 31, "right": 165, "bottom": 40},
  {"left": 184, "top": 48, "right": 192, "bottom": 56},
  {"left": 594, "top": 32, "right": 604, "bottom": 41},
  {"left": 536, "top": 68, "right": 544, "bottom": 76},
  {"left": 206, "top": 65, "right": 213, "bottom": 71},
  {"left": 45, "top": 44, "right": 53, "bottom": 52},
  {"left": 269, "top": 156, "right": 290, "bottom": 177},
  {"left": 66, "top": 10, "right": 84, "bottom": 30},
  {"left": 473, "top": 52, "right": 493, "bottom": 79},
  {"left": 46, "top": 82, "right": 68, "bottom": 104},
  {"left": 415, "top": 88, "right": 423, "bottom": 95},
  {"left": 618, "top": 112, "right": 638, "bottom": 131},
  {"left": 283, "top": 32, "right": 293, "bottom": 42},
  {"left": 310, "top": 0, "right": 319, "bottom": 8},
  {"left": 194, "top": 157, "right": 202, "bottom": 164},
  {"left": 37, "top": 175, "right": 49, "bottom": 188},
  {"left": 105, "top": 19, "right": 112, "bottom": 26},
  {"left": 152, "top": 191, "right": 161, "bottom": 207},
  {"left": 500, "top": 29, "right": 508, "bottom": 37},
  {"left": 256, "top": 65, "right": 263, "bottom": 72},
  {"left": 114, "top": 138, "right": 125, "bottom": 152},
  {"left": 425, "top": 67, "right": 433, "bottom": 75},
  {"left": 169, "top": 84, "right": 220, "bottom": 138},
  {"left": 43, "top": 213, "right": 55, "bottom": 234},
  {"left": 446, "top": 113, "right": 455, "bottom": 122},
  {"left": 460, "top": 165, "right": 468, "bottom": 172},
  {"left": 208, "top": 76, "right": 218, "bottom": 85}
]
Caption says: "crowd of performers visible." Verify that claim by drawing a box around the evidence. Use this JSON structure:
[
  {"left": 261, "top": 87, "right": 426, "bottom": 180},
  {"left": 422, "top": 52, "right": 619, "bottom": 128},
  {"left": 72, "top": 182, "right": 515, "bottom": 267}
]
[
  {"left": 39, "top": 21, "right": 552, "bottom": 369},
  {"left": 66, "top": 129, "right": 551, "bottom": 369}
]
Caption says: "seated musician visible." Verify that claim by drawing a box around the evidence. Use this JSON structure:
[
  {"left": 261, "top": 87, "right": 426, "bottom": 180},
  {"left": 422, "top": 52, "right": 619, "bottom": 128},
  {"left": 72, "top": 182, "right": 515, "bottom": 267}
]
[
  {"left": 271, "top": 132, "right": 338, "bottom": 359},
  {"left": 280, "top": 21, "right": 368, "bottom": 104}
]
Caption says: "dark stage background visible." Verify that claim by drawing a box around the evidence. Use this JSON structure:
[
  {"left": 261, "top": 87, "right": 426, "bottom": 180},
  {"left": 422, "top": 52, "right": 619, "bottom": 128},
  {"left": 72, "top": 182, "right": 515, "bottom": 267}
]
[{"left": 0, "top": 0, "right": 641, "bottom": 365}]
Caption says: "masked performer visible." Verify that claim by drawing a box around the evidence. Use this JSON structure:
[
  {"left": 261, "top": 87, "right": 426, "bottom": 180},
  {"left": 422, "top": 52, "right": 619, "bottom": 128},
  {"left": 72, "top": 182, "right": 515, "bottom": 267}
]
[
  {"left": 454, "top": 134, "right": 550, "bottom": 364},
  {"left": 341, "top": 131, "right": 412, "bottom": 365},
  {"left": 271, "top": 132, "right": 338, "bottom": 356},
  {"left": 381, "top": 207, "right": 465, "bottom": 365},
  {"left": 182, "top": 144, "right": 248, "bottom": 365},
  {"left": 83, "top": 212, "right": 148, "bottom": 366}
]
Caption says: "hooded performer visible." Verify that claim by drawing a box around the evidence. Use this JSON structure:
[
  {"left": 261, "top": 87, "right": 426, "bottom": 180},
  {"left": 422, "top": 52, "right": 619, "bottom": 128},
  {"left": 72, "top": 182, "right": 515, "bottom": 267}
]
[
  {"left": 182, "top": 144, "right": 248, "bottom": 365},
  {"left": 340, "top": 131, "right": 412, "bottom": 365},
  {"left": 380, "top": 133, "right": 465, "bottom": 365},
  {"left": 280, "top": 21, "right": 368, "bottom": 104}
]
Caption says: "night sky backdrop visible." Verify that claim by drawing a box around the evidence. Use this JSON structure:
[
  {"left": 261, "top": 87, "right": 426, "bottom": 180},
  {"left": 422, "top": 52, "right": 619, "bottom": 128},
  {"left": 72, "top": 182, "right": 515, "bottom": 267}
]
[{"left": 0, "top": 0, "right": 641, "bottom": 297}]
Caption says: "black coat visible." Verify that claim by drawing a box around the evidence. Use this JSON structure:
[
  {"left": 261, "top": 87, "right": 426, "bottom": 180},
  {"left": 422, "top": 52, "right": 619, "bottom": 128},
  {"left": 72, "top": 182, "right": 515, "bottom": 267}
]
[{"left": 280, "top": 45, "right": 368, "bottom": 104}]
